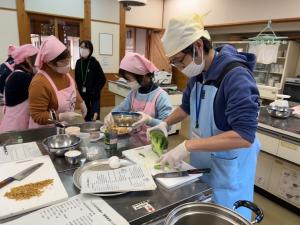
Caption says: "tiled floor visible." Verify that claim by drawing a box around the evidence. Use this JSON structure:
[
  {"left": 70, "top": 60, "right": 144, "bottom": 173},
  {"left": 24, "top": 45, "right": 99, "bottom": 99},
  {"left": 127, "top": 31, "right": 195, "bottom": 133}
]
[
  {"left": 100, "top": 107, "right": 300, "bottom": 224},
  {"left": 254, "top": 193, "right": 300, "bottom": 225}
]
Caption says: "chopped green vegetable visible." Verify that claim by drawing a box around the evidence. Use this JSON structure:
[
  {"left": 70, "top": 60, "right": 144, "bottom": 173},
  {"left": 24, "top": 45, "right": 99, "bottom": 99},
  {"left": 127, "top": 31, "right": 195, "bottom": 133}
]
[
  {"left": 154, "top": 163, "right": 169, "bottom": 170},
  {"left": 150, "top": 130, "right": 168, "bottom": 157},
  {"left": 154, "top": 164, "right": 161, "bottom": 170}
]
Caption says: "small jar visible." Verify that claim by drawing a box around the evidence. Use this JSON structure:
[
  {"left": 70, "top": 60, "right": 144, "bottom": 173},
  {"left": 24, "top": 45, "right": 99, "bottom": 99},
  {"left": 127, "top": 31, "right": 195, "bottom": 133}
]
[{"left": 104, "top": 128, "right": 118, "bottom": 157}]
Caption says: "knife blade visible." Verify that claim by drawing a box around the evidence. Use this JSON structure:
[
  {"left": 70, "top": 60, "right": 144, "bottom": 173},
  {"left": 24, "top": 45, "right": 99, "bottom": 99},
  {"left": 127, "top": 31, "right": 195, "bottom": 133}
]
[
  {"left": 153, "top": 168, "right": 211, "bottom": 179},
  {"left": 0, "top": 163, "right": 44, "bottom": 189}
]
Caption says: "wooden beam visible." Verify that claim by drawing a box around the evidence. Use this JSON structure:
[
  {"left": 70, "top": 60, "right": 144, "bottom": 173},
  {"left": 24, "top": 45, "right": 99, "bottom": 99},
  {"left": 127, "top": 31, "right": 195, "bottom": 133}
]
[
  {"left": 0, "top": 7, "right": 17, "bottom": 12},
  {"left": 162, "top": 0, "right": 165, "bottom": 28},
  {"left": 119, "top": 4, "right": 126, "bottom": 62},
  {"left": 126, "top": 24, "right": 164, "bottom": 31},
  {"left": 16, "top": 0, "right": 30, "bottom": 45},
  {"left": 82, "top": 0, "right": 91, "bottom": 40},
  {"left": 91, "top": 19, "right": 120, "bottom": 25},
  {"left": 206, "top": 17, "right": 300, "bottom": 29},
  {"left": 26, "top": 10, "right": 83, "bottom": 20}
]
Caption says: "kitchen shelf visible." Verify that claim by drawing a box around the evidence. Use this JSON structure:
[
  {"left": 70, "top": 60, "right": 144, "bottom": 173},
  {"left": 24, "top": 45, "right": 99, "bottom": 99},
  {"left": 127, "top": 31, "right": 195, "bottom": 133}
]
[
  {"left": 277, "top": 57, "right": 286, "bottom": 59},
  {"left": 269, "top": 72, "right": 283, "bottom": 75},
  {"left": 254, "top": 70, "right": 268, "bottom": 73}
]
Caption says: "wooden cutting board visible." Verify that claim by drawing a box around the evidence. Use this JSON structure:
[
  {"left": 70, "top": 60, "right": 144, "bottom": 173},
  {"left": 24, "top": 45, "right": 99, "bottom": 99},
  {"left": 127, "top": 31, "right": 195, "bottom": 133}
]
[{"left": 0, "top": 155, "right": 68, "bottom": 220}]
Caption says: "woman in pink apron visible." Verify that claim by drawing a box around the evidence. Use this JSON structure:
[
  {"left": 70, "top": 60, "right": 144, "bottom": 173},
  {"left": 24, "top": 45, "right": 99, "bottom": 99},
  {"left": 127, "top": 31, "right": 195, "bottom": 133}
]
[
  {"left": 104, "top": 52, "right": 172, "bottom": 144},
  {"left": 0, "top": 44, "right": 39, "bottom": 132},
  {"left": 28, "top": 35, "right": 86, "bottom": 128}
]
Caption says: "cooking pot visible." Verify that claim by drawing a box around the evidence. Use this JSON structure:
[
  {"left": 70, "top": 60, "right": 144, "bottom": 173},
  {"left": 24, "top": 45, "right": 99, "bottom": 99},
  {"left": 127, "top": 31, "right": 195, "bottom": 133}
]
[{"left": 165, "top": 200, "right": 263, "bottom": 225}]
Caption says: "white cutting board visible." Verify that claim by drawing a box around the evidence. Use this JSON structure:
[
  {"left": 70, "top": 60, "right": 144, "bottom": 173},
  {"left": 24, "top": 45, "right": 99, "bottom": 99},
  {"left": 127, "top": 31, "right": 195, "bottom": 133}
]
[
  {"left": 0, "top": 155, "right": 68, "bottom": 220},
  {"left": 122, "top": 145, "right": 202, "bottom": 189}
]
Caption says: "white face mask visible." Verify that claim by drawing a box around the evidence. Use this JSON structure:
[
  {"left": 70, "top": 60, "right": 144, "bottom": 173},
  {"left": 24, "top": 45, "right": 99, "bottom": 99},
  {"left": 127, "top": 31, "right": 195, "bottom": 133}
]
[
  {"left": 80, "top": 48, "right": 90, "bottom": 58},
  {"left": 181, "top": 46, "right": 205, "bottom": 78},
  {"left": 49, "top": 63, "right": 71, "bottom": 74},
  {"left": 127, "top": 80, "right": 140, "bottom": 90},
  {"left": 56, "top": 64, "right": 70, "bottom": 74}
]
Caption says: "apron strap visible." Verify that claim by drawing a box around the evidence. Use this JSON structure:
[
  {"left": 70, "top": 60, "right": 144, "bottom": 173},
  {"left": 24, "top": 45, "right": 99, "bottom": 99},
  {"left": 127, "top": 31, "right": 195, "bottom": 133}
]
[{"left": 214, "top": 62, "right": 248, "bottom": 88}]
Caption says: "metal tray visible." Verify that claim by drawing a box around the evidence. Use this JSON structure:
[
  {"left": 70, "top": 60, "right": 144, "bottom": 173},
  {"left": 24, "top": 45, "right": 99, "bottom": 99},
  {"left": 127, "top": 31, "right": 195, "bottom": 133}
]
[{"left": 73, "top": 159, "right": 128, "bottom": 196}]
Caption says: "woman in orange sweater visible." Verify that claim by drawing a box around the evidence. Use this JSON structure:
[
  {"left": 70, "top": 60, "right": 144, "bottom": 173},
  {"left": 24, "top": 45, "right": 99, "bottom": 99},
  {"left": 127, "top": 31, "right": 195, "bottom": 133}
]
[{"left": 29, "top": 35, "right": 87, "bottom": 128}]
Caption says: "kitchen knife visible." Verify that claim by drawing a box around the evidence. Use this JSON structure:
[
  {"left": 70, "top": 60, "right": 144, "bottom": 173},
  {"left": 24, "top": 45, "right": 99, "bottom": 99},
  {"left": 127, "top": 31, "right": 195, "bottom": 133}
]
[
  {"left": 0, "top": 163, "right": 44, "bottom": 189},
  {"left": 153, "top": 168, "right": 211, "bottom": 179}
]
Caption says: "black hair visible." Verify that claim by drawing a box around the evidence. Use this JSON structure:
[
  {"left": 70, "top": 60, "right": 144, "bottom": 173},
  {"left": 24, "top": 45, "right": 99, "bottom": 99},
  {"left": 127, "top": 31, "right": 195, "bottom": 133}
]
[
  {"left": 118, "top": 68, "right": 154, "bottom": 85},
  {"left": 80, "top": 40, "right": 94, "bottom": 56},
  {"left": 14, "top": 60, "right": 33, "bottom": 75},
  {"left": 182, "top": 37, "right": 212, "bottom": 56}
]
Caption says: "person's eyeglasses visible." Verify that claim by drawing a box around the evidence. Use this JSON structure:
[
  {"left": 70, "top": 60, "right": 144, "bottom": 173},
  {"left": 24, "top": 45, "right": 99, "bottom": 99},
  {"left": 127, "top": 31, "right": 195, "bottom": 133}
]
[{"left": 170, "top": 53, "right": 190, "bottom": 68}]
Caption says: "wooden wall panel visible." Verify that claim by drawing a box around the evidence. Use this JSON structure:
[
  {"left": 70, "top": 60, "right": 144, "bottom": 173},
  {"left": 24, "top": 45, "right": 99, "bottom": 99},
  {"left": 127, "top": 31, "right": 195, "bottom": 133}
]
[
  {"left": 149, "top": 30, "right": 171, "bottom": 72},
  {"left": 81, "top": 0, "right": 91, "bottom": 40},
  {"left": 100, "top": 73, "right": 118, "bottom": 107},
  {"left": 119, "top": 5, "right": 126, "bottom": 62},
  {"left": 172, "top": 66, "right": 188, "bottom": 91},
  {"left": 16, "top": 0, "right": 30, "bottom": 44}
]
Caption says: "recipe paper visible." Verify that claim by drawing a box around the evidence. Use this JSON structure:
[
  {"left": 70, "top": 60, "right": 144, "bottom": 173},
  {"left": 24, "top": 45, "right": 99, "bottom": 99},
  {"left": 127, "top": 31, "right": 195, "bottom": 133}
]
[
  {"left": 81, "top": 164, "right": 157, "bottom": 193},
  {"left": 4, "top": 194, "right": 129, "bottom": 225},
  {"left": 122, "top": 145, "right": 203, "bottom": 189},
  {"left": 0, "top": 142, "right": 42, "bottom": 164}
]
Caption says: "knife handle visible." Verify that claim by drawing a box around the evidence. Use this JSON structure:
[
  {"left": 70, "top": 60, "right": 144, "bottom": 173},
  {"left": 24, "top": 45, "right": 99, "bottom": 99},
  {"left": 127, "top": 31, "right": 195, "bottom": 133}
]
[
  {"left": 188, "top": 168, "right": 211, "bottom": 174},
  {"left": 0, "top": 177, "right": 14, "bottom": 189}
]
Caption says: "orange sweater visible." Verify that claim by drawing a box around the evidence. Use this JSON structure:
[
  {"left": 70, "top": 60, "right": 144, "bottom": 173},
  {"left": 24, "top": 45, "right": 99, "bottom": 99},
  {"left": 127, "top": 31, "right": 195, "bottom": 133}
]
[{"left": 29, "top": 66, "right": 83, "bottom": 125}]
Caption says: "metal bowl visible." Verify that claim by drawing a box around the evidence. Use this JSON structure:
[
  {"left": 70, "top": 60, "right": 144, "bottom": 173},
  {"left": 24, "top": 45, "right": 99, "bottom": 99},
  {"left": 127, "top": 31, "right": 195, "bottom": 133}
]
[
  {"left": 266, "top": 106, "right": 294, "bottom": 119},
  {"left": 111, "top": 112, "right": 141, "bottom": 127},
  {"left": 80, "top": 121, "right": 103, "bottom": 133},
  {"left": 64, "top": 150, "right": 82, "bottom": 165},
  {"left": 165, "top": 201, "right": 263, "bottom": 225},
  {"left": 42, "top": 134, "right": 81, "bottom": 157}
]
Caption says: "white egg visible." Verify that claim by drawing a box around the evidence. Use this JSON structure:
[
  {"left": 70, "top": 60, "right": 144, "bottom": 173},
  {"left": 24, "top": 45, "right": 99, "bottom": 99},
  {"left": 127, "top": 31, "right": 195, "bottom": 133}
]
[{"left": 108, "top": 156, "right": 121, "bottom": 169}]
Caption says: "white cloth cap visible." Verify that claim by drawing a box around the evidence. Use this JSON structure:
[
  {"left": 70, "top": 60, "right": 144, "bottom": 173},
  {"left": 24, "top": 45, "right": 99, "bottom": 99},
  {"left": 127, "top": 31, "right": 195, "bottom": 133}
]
[{"left": 162, "top": 13, "right": 211, "bottom": 57}]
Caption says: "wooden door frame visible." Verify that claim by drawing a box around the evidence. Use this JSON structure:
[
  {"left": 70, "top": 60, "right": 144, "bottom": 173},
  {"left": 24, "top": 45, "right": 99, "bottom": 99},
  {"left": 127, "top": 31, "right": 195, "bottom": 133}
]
[{"left": 16, "top": 0, "right": 91, "bottom": 45}]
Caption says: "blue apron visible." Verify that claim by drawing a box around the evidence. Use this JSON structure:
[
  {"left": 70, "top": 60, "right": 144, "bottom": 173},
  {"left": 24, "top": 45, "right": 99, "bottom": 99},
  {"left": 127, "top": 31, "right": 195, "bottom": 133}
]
[{"left": 189, "top": 81, "right": 260, "bottom": 220}]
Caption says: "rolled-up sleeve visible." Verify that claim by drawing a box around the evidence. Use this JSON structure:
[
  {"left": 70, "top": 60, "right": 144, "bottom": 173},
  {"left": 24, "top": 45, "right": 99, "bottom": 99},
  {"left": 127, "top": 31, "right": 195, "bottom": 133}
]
[
  {"left": 180, "top": 78, "right": 196, "bottom": 115},
  {"left": 223, "top": 68, "right": 260, "bottom": 143}
]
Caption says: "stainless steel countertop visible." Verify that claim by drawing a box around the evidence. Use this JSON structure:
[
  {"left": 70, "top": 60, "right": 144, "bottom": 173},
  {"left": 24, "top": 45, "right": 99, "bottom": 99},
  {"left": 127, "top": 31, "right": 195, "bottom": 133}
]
[
  {"left": 0, "top": 126, "right": 212, "bottom": 225},
  {"left": 258, "top": 107, "right": 300, "bottom": 141}
]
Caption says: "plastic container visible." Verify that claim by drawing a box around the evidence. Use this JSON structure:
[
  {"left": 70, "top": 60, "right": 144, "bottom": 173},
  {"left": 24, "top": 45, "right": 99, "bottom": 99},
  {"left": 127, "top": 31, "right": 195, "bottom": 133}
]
[
  {"left": 65, "top": 126, "right": 80, "bottom": 136},
  {"left": 104, "top": 129, "right": 118, "bottom": 157}
]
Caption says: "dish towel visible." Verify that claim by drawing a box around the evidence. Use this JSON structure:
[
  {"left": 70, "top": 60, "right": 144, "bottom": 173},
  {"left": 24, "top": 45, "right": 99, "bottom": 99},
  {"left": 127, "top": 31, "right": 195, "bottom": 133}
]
[{"left": 249, "top": 43, "right": 279, "bottom": 64}]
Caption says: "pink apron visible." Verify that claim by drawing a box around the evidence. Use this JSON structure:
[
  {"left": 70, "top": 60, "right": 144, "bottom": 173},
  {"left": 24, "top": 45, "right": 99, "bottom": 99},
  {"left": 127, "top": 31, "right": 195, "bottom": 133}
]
[
  {"left": 131, "top": 87, "right": 164, "bottom": 144},
  {"left": 28, "top": 70, "right": 76, "bottom": 128},
  {"left": 0, "top": 70, "right": 30, "bottom": 132}
]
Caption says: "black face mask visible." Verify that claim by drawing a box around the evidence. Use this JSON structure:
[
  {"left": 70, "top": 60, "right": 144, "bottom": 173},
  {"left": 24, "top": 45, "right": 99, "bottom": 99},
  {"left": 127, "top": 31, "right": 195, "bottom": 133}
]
[{"left": 134, "top": 74, "right": 154, "bottom": 87}]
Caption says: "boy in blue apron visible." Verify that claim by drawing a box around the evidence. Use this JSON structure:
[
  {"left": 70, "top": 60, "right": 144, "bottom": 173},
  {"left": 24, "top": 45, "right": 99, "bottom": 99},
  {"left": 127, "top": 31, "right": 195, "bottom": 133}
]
[{"left": 148, "top": 14, "right": 260, "bottom": 221}]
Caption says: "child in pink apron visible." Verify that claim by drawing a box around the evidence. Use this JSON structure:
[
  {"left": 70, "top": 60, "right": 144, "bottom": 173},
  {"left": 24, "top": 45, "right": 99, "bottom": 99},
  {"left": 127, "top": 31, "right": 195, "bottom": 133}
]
[
  {"left": 104, "top": 53, "right": 172, "bottom": 144},
  {"left": 0, "top": 45, "right": 39, "bottom": 132},
  {"left": 28, "top": 35, "right": 85, "bottom": 128}
]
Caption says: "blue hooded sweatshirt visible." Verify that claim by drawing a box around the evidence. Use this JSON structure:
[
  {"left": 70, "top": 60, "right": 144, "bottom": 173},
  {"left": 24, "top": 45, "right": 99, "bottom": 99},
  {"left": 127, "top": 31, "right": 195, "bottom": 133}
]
[{"left": 181, "top": 44, "right": 260, "bottom": 143}]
